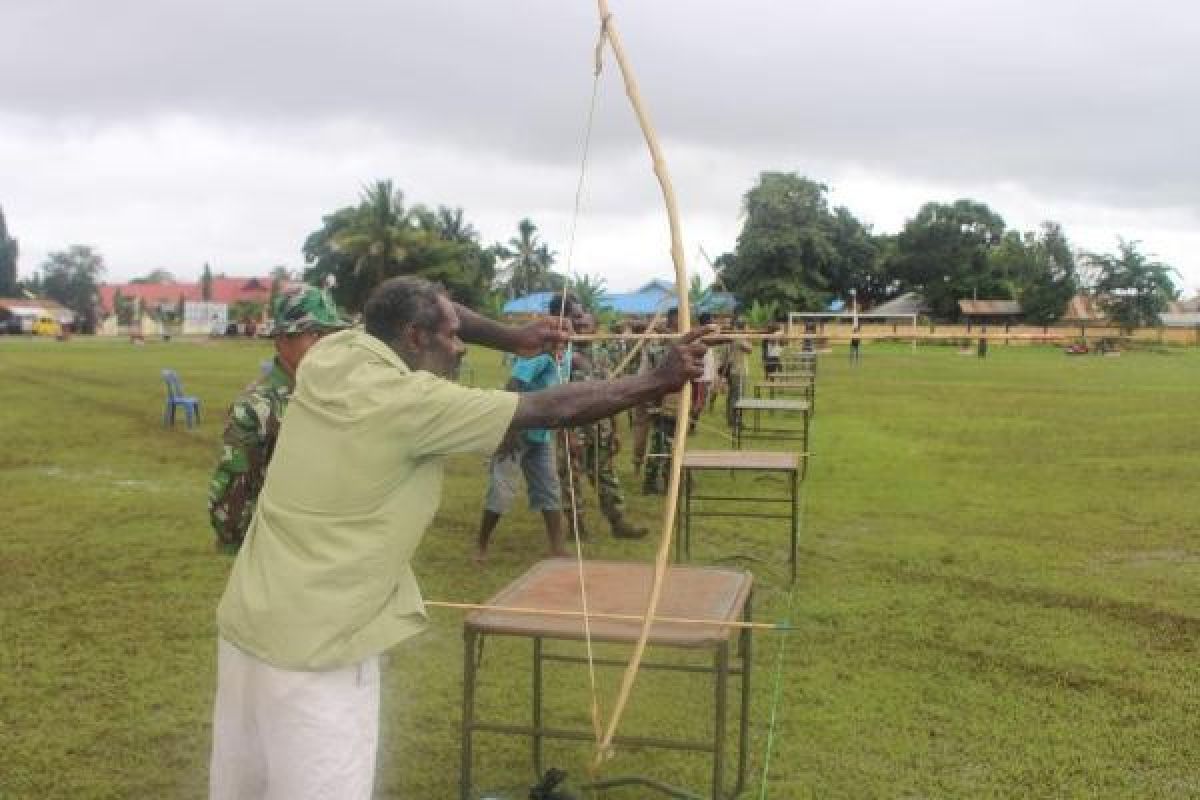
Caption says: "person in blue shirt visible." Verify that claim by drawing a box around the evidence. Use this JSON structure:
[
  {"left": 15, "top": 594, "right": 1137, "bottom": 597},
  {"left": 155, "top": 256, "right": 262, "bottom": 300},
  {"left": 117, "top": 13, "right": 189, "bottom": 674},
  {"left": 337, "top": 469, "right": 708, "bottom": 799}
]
[{"left": 475, "top": 294, "right": 582, "bottom": 562}]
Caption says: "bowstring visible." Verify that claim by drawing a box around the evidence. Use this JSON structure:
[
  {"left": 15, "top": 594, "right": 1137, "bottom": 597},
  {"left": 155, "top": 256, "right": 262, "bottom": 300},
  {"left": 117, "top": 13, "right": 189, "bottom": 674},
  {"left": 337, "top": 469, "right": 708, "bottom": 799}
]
[
  {"left": 757, "top": 579, "right": 798, "bottom": 798},
  {"left": 552, "top": 21, "right": 608, "bottom": 752}
]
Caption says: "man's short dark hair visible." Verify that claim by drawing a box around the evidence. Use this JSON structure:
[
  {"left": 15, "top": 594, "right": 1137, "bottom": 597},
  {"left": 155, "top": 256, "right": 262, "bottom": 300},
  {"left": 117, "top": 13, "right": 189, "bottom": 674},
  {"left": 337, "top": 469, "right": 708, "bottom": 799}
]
[
  {"left": 547, "top": 292, "right": 581, "bottom": 317},
  {"left": 364, "top": 276, "right": 446, "bottom": 343}
]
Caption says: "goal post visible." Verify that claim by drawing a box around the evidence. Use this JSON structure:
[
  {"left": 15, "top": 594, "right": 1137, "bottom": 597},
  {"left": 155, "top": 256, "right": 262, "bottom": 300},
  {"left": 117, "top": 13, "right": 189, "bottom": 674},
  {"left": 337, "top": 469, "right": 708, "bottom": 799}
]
[{"left": 786, "top": 311, "right": 921, "bottom": 349}]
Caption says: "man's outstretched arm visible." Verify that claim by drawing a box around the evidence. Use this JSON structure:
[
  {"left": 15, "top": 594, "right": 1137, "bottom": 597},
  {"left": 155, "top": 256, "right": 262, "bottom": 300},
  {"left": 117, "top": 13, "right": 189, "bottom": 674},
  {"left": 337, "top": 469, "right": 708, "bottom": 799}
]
[
  {"left": 455, "top": 304, "right": 569, "bottom": 356},
  {"left": 510, "top": 328, "right": 712, "bottom": 433}
]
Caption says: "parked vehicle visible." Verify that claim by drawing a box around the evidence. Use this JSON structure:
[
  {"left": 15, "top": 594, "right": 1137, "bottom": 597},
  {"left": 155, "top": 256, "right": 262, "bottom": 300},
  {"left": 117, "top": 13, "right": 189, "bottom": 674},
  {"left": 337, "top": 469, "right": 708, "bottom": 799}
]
[{"left": 32, "top": 316, "right": 62, "bottom": 337}]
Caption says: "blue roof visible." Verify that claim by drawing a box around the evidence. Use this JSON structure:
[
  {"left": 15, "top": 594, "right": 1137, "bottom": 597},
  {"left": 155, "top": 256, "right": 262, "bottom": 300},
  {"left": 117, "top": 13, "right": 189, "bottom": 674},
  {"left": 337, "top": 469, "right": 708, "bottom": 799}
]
[
  {"left": 601, "top": 290, "right": 677, "bottom": 315},
  {"left": 502, "top": 291, "right": 558, "bottom": 314},
  {"left": 503, "top": 280, "right": 737, "bottom": 316}
]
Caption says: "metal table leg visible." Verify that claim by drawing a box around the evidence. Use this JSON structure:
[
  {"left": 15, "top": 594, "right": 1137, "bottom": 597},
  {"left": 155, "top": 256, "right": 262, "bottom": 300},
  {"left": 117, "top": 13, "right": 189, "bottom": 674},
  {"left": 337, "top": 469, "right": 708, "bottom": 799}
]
[
  {"left": 790, "top": 468, "right": 799, "bottom": 583},
  {"left": 713, "top": 642, "right": 728, "bottom": 798},
  {"left": 684, "top": 468, "right": 693, "bottom": 560},
  {"left": 533, "top": 637, "right": 543, "bottom": 778},
  {"left": 461, "top": 628, "right": 478, "bottom": 800},
  {"left": 736, "top": 592, "right": 753, "bottom": 795}
]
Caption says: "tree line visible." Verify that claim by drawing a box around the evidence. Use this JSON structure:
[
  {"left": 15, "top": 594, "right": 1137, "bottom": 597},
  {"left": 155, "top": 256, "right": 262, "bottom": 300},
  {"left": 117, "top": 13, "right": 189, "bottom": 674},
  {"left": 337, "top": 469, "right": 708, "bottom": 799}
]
[
  {"left": 718, "top": 173, "right": 1181, "bottom": 330},
  {"left": 1, "top": 173, "right": 1182, "bottom": 334}
]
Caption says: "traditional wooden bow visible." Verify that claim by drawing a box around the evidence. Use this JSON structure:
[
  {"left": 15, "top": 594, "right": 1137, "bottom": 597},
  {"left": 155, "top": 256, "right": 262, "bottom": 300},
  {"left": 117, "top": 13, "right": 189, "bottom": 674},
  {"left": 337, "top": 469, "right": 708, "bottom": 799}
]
[{"left": 588, "top": 0, "right": 695, "bottom": 772}]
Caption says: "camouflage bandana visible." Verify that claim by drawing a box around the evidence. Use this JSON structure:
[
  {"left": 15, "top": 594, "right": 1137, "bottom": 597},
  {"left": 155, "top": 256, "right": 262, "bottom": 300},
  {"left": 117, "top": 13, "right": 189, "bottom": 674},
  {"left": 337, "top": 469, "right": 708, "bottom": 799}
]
[{"left": 272, "top": 285, "right": 351, "bottom": 335}]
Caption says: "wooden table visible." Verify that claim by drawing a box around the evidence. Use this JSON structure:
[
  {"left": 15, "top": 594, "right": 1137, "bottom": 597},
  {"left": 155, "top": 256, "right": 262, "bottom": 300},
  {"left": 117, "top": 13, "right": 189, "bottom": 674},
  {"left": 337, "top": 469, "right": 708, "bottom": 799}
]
[
  {"left": 732, "top": 398, "right": 811, "bottom": 459},
  {"left": 679, "top": 450, "right": 804, "bottom": 583},
  {"left": 461, "top": 559, "right": 754, "bottom": 800},
  {"left": 767, "top": 369, "right": 815, "bottom": 381},
  {"left": 753, "top": 378, "right": 816, "bottom": 414}
]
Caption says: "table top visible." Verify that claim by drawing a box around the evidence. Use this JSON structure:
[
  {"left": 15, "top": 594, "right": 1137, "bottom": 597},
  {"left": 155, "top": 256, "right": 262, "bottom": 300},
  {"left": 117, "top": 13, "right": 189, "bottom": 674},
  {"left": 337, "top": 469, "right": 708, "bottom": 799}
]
[
  {"left": 735, "top": 398, "right": 810, "bottom": 412},
  {"left": 682, "top": 449, "right": 800, "bottom": 471},
  {"left": 464, "top": 559, "right": 753, "bottom": 647}
]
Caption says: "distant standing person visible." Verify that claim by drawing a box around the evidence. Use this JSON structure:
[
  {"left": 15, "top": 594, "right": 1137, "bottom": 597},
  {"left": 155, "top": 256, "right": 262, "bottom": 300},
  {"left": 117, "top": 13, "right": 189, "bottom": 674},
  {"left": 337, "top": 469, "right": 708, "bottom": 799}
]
[
  {"left": 693, "top": 312, "right": 717, "bottom": 422},
  {"left": 764, "top": 336, "right": 783, "bottom": 377},
  {"left": 722, "top": 318, "right": 753, "bottom": 428}
]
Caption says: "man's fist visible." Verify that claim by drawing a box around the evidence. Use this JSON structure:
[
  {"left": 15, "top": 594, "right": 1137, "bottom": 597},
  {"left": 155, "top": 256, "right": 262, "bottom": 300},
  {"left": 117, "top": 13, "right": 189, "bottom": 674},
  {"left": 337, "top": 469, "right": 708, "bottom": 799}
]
[
  {"left": 512, "top": 317, "right": 572, "bottom": 357},
  {"left": 655, "top": 326, "right": 715, "bottom": 392}
]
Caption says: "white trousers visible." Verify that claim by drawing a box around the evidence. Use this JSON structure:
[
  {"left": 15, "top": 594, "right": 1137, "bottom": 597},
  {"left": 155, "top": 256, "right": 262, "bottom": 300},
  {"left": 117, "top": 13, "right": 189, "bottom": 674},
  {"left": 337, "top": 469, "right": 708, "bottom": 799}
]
[{"left": 209, "top": 638, "right": 380, "bottom": 800}]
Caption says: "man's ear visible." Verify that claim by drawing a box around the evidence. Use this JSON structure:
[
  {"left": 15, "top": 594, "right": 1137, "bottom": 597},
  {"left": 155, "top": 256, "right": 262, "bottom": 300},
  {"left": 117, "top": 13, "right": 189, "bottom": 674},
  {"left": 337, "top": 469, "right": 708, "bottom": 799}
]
[{"left": 398, "top": 323, "right": 425, "bottom": 354}]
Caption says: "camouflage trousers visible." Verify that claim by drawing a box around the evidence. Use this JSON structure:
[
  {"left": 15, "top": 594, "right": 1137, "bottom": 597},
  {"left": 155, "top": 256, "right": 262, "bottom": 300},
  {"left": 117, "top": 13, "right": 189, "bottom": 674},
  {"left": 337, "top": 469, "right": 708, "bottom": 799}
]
[
  {"left": 558, "top": 421, "right": 627, "bottom": 526},
  {"left": 642, "top": 413, "right": 676, "bottom": 495},
  {"left": 725, "top": 374, "right": 745, "bottom": 428}
]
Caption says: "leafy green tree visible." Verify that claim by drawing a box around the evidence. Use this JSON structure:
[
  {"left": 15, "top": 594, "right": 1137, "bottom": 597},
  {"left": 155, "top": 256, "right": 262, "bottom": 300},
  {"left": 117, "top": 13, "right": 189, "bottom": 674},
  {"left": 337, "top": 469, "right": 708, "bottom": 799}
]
[
  {"left": 40, "top": 245, "right": 105, "bottom": 333},
  {"left": 886, "top": 199, "right": 1007, "bottom": 319},
  {"left": 493, "top": 218, "right": 561, "bottom": 297},
  {"left": 1087, "top": 238, "right": 1177, "bottom": 332},
  {"left": 722, "top": 173, "right": 880, "bottom": 312},
  {"left": 479, "top": 290, "right": 508, "bottom": 320},
  {"left": 112, "top": 288, "right": 131, "bottom": 325},
  {"left": 302, "top": 183, "right": 496, "bottom": 310},
  {"left": 329, "top": 181, "right": 427, "bottom": 292},
  {"left": 269, "top": 265, "right": 293, "bottom": 282},
  {"left": 570, "top": 273, "right": 608, "bottom": 312},
  {"left": 827, "top": 207, "right": 885, "bottom": 305},
  {"left": 201, "top": 263, "right": 214, "bottom": 301},
  {"left": 302, "top": 207, "right": 357, "bottom": 293},
  {"left": 131, "top": 268, "right": 175, "bottom": 284},
  {"left": 409, "top": 205, "right": 496, "bottom": 308},
  {"left": 0, "top": 206, "right": 18, "bottom": 297},
  {"left": 426, "top": 207, "right": 478, "bottom": 244},
  {"left": 19, "top": 270, "right": 42, "bottom": 295},
  {"left": 993, "top": 221, "right": 1078, "bottom": 326},
  {"left": 744, "top": 298, "right": 779, "bottom": 328}
]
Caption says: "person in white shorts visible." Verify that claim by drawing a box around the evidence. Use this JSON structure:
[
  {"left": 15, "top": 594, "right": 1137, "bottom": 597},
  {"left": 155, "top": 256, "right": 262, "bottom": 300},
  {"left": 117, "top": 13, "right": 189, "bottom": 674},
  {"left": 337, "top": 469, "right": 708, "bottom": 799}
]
[{"left": 209, "top": 276, "right": 711, "bottom": 799}]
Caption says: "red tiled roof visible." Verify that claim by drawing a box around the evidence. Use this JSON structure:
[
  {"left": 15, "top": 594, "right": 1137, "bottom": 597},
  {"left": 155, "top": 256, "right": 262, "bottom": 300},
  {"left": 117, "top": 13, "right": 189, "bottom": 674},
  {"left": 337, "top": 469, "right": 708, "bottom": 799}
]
[{"left": 98, "top": 277, "right": 278, "bottom": 313}]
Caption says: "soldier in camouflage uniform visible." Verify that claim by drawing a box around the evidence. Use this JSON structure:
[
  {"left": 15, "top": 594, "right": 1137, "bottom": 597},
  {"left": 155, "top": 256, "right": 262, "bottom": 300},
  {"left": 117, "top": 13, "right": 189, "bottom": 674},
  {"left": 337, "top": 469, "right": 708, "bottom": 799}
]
[
  {"left": 207, "top": 285, "right": 350, "bottom": 552},
  {"left": 564, "top": 314, "right": 648, "bottom": 539},
  {"left": 641, "top": 308, "right": 682, "bottom": 495}
]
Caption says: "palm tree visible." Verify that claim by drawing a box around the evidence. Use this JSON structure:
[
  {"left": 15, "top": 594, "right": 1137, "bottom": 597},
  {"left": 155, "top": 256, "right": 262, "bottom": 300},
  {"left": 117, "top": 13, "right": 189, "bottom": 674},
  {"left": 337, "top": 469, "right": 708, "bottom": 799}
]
[
  {"left": 570, "top": 273, "right": 608, "bottom": 312},
  {"left": 429, "top": 207, "right": 479, "bottom": 244},
  {"left": 493, "top": 218, "right": 559, "bottom": 298},
  {"left": 331, "top": 180, "right": 428, "bottom": 289}
]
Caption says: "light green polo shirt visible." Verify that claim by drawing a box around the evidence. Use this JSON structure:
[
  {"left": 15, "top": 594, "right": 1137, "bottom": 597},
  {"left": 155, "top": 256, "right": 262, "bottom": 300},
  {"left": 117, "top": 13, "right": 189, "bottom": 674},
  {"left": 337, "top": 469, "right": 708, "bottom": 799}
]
[{"left": 217, "top": 329, "right": 519, "bottom": 670}]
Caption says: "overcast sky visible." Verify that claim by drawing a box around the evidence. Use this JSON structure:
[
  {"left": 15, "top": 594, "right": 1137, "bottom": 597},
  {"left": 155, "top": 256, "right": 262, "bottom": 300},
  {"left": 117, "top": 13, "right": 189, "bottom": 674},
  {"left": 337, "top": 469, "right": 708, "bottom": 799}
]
[{"left": 2, "top": 0, "right": 1196, "bottom": 294}]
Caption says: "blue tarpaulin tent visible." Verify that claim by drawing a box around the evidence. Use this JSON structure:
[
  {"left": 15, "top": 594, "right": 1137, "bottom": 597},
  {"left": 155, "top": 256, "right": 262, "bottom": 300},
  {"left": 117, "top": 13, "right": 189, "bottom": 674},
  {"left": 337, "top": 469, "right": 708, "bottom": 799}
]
[
  {"left": 502, "top": 279, "right": 736, "bottom": 316},
  {"left": 501, "top": 291, "right": 559, "bottom": 314}
]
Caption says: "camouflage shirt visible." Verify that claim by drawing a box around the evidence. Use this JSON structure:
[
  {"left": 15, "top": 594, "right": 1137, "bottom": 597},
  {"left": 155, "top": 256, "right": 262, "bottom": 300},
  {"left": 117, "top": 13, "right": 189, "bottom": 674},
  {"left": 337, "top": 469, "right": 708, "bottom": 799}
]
[
  {"left": 207, "top": 360, "right": 292, "bottom": 553},
  {"left": 639, "top": 339, "right": 680, "bottom": 414}
]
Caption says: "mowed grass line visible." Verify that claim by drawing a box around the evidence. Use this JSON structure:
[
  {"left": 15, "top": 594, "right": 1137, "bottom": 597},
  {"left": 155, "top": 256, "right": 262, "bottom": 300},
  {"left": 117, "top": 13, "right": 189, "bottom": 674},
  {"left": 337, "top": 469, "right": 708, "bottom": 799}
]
[{"left": 1, "top": 337, "right": 1198, "bottom": 798}]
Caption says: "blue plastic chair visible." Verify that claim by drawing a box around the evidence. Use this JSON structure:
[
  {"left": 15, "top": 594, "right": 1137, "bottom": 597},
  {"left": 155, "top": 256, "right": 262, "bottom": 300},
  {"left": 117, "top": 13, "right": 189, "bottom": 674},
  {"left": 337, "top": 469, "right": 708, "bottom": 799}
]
[{"left": 161, "top": 369, "right": 201, "bottom": 428}]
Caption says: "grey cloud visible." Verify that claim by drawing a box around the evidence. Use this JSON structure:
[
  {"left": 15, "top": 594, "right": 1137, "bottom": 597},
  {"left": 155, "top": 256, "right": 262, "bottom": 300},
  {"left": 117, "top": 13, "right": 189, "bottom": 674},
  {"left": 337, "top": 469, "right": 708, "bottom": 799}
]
[{"left": 3, "top": 0, "right": 1197, "bottom": 283}]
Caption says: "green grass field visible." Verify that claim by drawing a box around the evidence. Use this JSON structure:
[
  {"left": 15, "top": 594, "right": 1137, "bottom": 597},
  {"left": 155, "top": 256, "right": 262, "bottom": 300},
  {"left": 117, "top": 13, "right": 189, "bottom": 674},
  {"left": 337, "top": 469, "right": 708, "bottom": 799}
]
[{"left": 2, "top": 337, "right": 1198, "bottom": 799}]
